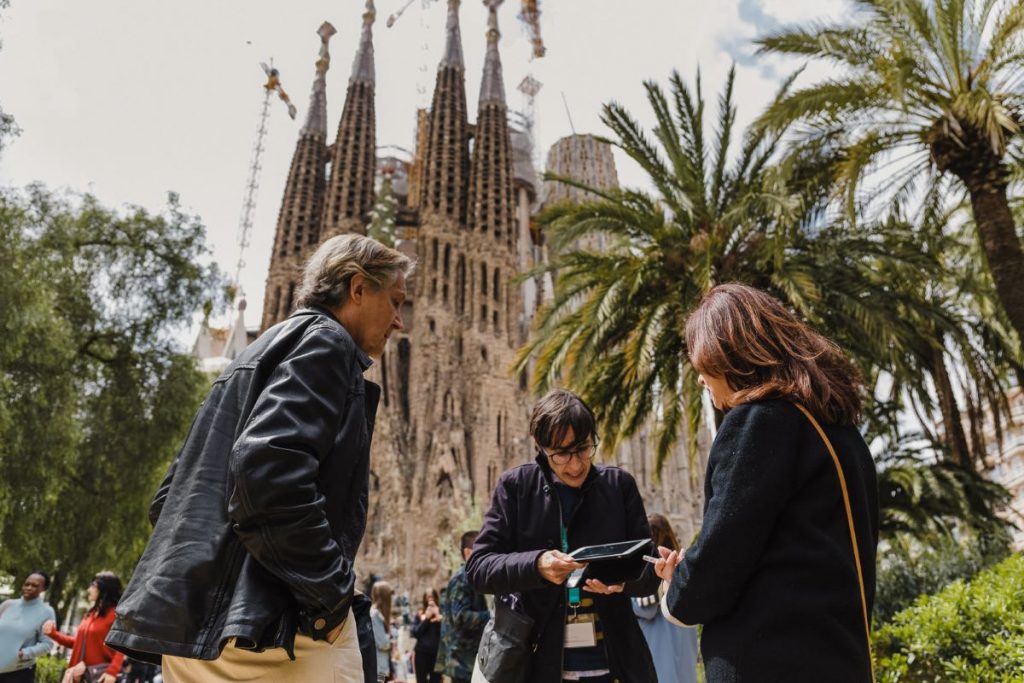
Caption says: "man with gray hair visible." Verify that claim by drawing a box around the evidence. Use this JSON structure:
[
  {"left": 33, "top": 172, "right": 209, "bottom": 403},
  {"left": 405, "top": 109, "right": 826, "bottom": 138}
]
[{"left": 106, "top": 234, "right": 413, "bottom": 683}]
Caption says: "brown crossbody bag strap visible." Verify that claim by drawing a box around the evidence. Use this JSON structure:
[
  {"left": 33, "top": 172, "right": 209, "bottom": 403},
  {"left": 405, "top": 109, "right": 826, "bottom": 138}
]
[{"left": 792, "top": 403, "right": 875, "bottom": 682}]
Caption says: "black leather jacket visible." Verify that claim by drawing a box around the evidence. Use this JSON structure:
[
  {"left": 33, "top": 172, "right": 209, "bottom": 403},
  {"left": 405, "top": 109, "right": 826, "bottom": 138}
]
[{"left": 107, "top": 307, "right": 381, "bottom": 664}]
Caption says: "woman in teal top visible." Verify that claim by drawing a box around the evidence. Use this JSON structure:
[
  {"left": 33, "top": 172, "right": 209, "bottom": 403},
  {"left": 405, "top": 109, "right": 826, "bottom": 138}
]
[{"left": 0, "top": 572, "right": 56, "bottom": 683}]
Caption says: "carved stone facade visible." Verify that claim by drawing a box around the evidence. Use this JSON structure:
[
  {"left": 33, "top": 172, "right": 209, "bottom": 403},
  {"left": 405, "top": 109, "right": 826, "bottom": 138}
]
[{"left": 259, "top": 1, "right": 705, "bottom": 591}]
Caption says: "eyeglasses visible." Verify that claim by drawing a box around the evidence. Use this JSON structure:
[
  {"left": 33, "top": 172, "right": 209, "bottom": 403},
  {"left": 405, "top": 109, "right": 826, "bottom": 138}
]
[{"left": 539, "top": 439, "right": 598, "bottom": 466}]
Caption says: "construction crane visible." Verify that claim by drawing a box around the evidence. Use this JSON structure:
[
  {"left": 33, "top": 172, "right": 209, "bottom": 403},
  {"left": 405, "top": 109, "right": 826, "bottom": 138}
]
[
  {"left": 518, "top": 0, "right": 544, "bottom": 59},
  {"left": 233, "top": 60, "right": 297, "bottom": 293}
]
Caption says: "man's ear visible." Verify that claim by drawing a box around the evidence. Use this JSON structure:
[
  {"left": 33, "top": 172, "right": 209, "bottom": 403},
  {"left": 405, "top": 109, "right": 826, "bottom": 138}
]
[{"left": 349, "top": 273, "right": 367, "bottom": 305}]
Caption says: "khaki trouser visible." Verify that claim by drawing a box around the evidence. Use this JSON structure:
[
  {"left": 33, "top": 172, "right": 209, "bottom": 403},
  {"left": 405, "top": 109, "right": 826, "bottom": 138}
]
[{"left": 163, "top": 613, "right": 361, "bottom": 683}]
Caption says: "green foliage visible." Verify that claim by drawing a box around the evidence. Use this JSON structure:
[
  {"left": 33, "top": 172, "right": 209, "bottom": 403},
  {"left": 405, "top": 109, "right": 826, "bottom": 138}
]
[
  {"left": 874, "top": 530, "right": 1011, "bottom": 624},
  {"left": 368, "top": 175, "right": 399, "bottom": 247},
  {"left": 874, "top": 552, "right": 1024, "bottom": 682},
  {"left": 518, "top": 67, "right": 1018, "bottom": 541},
  {"left": 0, "top": 184, "right": 225, "bottom": 617},
  {"left": 34, "top": 655, "right": 66, "bottom": 683},
  {"left": 758, "top": 0, "right": 1024, "bottom": 342}
]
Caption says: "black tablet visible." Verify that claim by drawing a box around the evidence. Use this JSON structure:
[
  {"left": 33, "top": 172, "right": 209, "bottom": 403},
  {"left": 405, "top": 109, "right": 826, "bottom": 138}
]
[{"left": 568, "top": 539, "right": 650, "bottom": 563}]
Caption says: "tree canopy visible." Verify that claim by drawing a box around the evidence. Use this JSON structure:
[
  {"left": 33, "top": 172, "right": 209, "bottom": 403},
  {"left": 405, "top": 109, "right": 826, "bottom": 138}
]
[{"left": 0, "top": 185, "right": 224, "bottom": 616}]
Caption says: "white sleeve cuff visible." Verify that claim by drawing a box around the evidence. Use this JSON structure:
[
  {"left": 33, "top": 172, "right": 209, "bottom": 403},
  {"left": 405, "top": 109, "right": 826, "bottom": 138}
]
[{"left": 660, "top": 591, "right": 693, "bottom": 628}]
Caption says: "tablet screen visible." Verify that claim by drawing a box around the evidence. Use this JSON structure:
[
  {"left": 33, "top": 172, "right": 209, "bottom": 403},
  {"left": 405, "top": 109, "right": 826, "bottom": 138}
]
[{"left": 568, "top": 539, "right": 649, "bottom": 562}]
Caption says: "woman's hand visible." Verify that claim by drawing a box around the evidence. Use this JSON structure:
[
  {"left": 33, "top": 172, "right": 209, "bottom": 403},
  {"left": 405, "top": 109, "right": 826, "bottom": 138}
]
[
  {"left": 67, "top": 661, "right": 86, "bottom": 683},
  {"left": 100, "top": 675, "right": 116, "bottom": 683},
  {"left": 654, "top": 545, "right": 682, "bottom": 583},
  {"left": 536, "top": 550, "right": 586, "bottom": 584},
  {"left": 582, "top": 578, "right": 624, "bottom": 595},
  {"left": 41, "top": 620, "right": 55, "bottom": 636}
]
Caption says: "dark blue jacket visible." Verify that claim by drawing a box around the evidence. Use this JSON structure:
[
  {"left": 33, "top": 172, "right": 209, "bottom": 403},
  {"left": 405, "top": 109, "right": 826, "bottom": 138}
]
[
  {"left": 665, "top": 400, "right": 879, "bottom": 683},
  {"left": 467, "top": 455, "right": 659, "bottom": 683},
  {"left": 108, "top": 307, "right": 380, "bottom": 663}
]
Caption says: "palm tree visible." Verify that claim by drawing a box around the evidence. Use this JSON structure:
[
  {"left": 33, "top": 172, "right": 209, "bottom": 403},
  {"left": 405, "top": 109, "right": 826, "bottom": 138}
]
[
  {"left": 757, "top": 0, "right": 1024, "bottom": 342},
  {"left": 516, "top": 68, "right": 965, "bottom": 471}
]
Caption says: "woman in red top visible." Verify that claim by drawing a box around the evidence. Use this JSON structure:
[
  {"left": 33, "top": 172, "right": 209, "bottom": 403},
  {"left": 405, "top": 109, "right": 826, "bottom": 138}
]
[{"left": 43, "top": 573, "right": 124, "bottom": 683}]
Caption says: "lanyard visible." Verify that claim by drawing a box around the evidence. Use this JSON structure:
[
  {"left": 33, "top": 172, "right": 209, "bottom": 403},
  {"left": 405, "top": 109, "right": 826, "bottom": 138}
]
[{"left": 560, "top": 521, "right": 581, "bottom": 608}]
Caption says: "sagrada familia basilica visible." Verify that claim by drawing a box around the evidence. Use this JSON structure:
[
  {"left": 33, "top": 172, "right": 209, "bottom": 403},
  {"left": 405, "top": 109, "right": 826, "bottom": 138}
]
[{"left": 195, "top": 0, "right": 708, "bottom": 588}]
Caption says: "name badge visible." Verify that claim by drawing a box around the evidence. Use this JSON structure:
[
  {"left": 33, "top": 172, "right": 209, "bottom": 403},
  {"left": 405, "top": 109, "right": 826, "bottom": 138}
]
[{"left": 564, "top": 621, "right": 596, "bottom": 648}]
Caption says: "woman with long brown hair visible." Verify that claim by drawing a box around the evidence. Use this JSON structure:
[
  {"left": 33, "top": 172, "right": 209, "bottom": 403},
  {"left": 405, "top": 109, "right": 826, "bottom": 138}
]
[
  {"left": 370, "top": 582, "right": 394, "bottom": 682},
  {"left": 654, "top": 284, "right": 879, "bottom": 683}
]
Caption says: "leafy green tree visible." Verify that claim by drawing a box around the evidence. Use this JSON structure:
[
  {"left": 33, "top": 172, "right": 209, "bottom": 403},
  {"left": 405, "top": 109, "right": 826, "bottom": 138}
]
[
  {"left": 757, "top": 0, "right": 1024, "bottom": 342},
  {"left": 0, "top": 185, "right": 224, "bottom": 616},
  {"left": 521, "top": 68, "right": 965, "bottom": 470},
  {"left": 368, "top": 174, "right": 399, "bottom": 247}
]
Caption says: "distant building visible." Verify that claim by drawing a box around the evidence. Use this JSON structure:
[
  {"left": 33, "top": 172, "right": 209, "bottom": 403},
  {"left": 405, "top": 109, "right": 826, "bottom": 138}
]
[
  {"left": 983, "top": 386, "right": 1024, "bottom": 549},
  {"left": 192, "top": 299, "right": 258, "bottom": 376}
]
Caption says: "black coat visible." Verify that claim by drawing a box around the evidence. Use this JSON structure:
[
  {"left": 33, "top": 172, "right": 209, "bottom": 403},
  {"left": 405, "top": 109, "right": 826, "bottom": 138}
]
[
  {"left": 664, "top": 400, "right": 879, "bottom": 683},
  {"left": 466, "top": 455, "right": 659, "bottom": 683},
  {"left": 107, "top": 307, "right": 380, "bottom": 663}
]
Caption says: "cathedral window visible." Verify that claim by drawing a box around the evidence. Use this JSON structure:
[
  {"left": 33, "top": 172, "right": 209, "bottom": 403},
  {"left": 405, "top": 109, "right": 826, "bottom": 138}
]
[
  {"left": 284, "top": 282, "right": 296, "bottom": 317},
  {"left": 481, "top": 263, "right": 488, "bottom": 297},
  {"left": 271, "top": 287, "right": 281, "bottom": 322},
  {"left": 455, "top": 255, "right": 466, "bottom": 316},
  {"left": 493, "top": 269, "right": 500, "bottom": 302},
  {"left": 397, "top": 339, "right": 411, "bottom": 422}
]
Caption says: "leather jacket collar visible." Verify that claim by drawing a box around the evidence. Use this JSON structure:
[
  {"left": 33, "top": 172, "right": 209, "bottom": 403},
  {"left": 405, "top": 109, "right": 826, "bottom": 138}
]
[{"left": 291, "top": 306, "right": 374, "bottom": 371}]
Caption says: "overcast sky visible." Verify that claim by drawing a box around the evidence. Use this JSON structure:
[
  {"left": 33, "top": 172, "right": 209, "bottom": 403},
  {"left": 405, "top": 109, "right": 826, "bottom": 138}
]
[{"left": 0, "top": 0, "right": 846, "bottom": 332}]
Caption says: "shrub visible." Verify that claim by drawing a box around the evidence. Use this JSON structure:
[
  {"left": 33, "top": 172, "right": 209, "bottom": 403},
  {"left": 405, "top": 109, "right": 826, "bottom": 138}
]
[
  {"left": 874, "top": 530, "right": 1011, "bottom": 624},
  {"left": 873, "top": 553, "right": 1024, "bottom": 682},
  {"left": 34, "top": 655, "right": 66, "bottom": 683}
]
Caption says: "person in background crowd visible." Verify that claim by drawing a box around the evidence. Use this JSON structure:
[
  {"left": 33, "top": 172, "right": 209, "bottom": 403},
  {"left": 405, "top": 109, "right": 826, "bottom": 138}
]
[
  {"left": 467, "top": 390, "right": 659, "bottom": 683},
  {"left": 632, "top": 514, "right": 698, "bottom": 683},
  {"left": 43, "top": 572, "right": 124, "bottom": 683},
  {"left": 0, "top": 572, "right": 56, "bottom": 683},
  {"left": 438, "top": 532, "right": 489, "bottom": 683},
  {"left": 411, "top": 589, "right": 441, "bottom": 683},
  {"left": 370, "top": 582, "right": 394, "bottom": 682},
  {"left": 654, "top": 284, "right": 879, "bottom": 683}
]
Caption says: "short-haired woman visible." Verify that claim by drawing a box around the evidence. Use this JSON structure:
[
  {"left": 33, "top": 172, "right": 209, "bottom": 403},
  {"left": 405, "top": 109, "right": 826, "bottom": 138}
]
[
  {"left": 411, "top": 589, "right": 441, "bottom": 683},
  {"left": 0, "top": 572, "right": 56, "bottom": 683},
  {"left": 632, "top": 515, "right": 697, "bottom": 683},
  {"left": 468, "top": 389, "right": 660, "bottom": 683},
  {"left": 655, "top": 284, "right": 879, "bottom": 683},
  {"left": 44, "top": 572, "right": 125, "bottom": 683}
]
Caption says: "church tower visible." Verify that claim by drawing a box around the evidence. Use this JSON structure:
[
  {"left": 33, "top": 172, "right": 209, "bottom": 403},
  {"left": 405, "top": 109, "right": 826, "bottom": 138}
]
[
  {"left": 419, "top": 0, "right": 471, "bottom": 226},
  {"left": 260, "top": 22, "right": 336, "bottom": 332},
  {"left": 467, "top": 0, "right": 518, "bottom": 341},
  {"left": 321, "top": 1, "right": 377, "bottom": 239}
]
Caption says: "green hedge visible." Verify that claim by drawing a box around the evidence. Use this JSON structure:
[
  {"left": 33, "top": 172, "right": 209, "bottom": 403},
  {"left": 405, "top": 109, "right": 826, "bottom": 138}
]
[
  {"left": 33, "top": 655, "right": 66, "bottom": 683},
  {"left": 873, "top": 552, "right": 1024, "bottom": 682}
]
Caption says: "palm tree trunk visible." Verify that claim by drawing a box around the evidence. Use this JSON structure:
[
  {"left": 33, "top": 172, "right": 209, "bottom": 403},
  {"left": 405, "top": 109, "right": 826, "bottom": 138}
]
[
  {"left": 964, "top": 178, "right": 1024, "bottom": 341},
  {"left": 931, "top": 345, "right": 971, "bottom": 468}
]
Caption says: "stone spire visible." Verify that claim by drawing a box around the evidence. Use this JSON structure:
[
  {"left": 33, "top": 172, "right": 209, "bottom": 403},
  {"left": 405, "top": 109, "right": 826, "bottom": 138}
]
[
  {"left": 440, "top": 0, "right": 465, "bottom": 69},
  {"left": 322, "top": 0, "right": 377, "bottom": 238},
  {"left": 478, "top": 1, "right": 505, "bottom": 105},
  {"left": 350, "top": 0, "right": 376, "bottom": 84},
  {"left": 261, "top": 22, "right": 336, "bottom": 332},
  {"left": 301, "top": 22, "right": 337, "bottom": 137},
  {"left": 467, "top": 0, "right": 514, "bottom": 245},
  {"left": 419, "top": 0, "right": 470, "bottom": 225}
]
